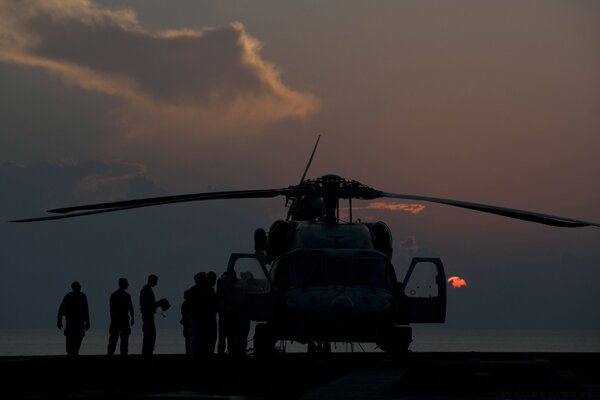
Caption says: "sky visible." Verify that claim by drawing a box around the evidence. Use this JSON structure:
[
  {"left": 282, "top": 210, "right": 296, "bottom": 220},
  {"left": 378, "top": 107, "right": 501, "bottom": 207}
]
[{"left": 1, "top": 0, "right": 599, "bottom": 339}]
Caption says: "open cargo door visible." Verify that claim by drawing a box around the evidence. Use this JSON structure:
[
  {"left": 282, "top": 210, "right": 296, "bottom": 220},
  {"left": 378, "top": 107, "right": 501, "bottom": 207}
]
[
  {"left": 396, "top": 257, "right": 446, "bottom": 323},
  {"left": 224, "top": 253, "right": 278, "bottom": 321}
]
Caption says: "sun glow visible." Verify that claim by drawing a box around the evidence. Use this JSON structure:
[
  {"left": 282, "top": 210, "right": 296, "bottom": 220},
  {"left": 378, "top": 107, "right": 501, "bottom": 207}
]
[{"left": 448, "top": 276, "right": 467, "bottom": 288}]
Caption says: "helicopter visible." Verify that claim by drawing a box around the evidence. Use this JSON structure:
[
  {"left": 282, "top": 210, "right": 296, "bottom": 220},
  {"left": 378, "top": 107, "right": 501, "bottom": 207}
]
[{"left": 11, "top": 137, "right": 600, "bottom": 356}]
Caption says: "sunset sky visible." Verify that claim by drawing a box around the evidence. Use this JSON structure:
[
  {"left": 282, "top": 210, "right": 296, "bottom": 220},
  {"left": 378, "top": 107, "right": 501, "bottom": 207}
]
[{"left": 1, "top": 1, "right": 599, "bottom": 337}]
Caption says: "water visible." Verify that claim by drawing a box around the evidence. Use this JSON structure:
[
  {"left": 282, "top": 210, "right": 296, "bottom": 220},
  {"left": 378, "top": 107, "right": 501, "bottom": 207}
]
[{"left": 1, "top": 326, "right": 599, "bottom": 356}]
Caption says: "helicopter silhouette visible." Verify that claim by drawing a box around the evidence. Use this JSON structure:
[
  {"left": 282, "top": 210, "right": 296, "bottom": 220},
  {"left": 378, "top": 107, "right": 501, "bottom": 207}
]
[{"left": 11, "top": 136, "right": 600, "bottom": 356}]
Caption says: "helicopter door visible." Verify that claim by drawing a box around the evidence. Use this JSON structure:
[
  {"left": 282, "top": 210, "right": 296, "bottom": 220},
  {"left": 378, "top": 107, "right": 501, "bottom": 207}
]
[
  {"left": 224, "top": 253, "right": 277, "bottom": 321},
  {"left": 396, "top": 257, "right": 446, "bottom": 323}
]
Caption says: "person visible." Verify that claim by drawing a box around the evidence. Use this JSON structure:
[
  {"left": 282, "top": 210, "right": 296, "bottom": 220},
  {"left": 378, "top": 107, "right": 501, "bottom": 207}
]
[
  {"left": 140, "top": 274, "right": 166, "bottom": 356},
  {"left": 216, "top": 271, "right": 229, "bottom": 355},
  {"left": 180, "top": 298, "right": 191, "bottom": 356},
  {"left": 184, "top": 273, "right": 204, "bottom": 358},
  {"left": 57, "top": 281, "right": 90, "bottom": 356},
  {"left": 185, "top": 272, "right": 218, "bottom": 359},
  {"left": 217, "top": 271, "right": 250, "bottom": 356},
  {"left": 107, "top": 278, "right": 134, "bottom": 356},
  {"left": 205, "top": 271, "right": 218, "bottom": 353}
]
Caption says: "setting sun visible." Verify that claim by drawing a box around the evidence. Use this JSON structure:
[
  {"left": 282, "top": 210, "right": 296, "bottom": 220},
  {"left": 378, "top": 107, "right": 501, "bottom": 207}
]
[{"left": 448, "top": 276, "right": 467, "bottom": 288}]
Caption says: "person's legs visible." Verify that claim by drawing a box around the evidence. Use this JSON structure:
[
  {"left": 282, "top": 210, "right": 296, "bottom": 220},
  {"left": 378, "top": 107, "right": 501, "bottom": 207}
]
[
  {"left": 107, "top": 324, "right": 118, "bottom": 355},
  {"left": 142, "top": 315, "right": 156, "bottom": 355},
  {"left": 120, "top": 329, "right": 129, "bottom": 355}
]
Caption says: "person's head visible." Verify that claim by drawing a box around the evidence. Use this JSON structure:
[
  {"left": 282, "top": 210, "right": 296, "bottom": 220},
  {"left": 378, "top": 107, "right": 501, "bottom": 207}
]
[
  {"left": 194, "top": 272, "right": 206, "bottom": 286},
  {"left": 147, "top": 274, "right": 158, "bottom": 287},
  {"left": 118, "top": 278, "right": 128, "bottom": 290},
  {"left": 207, "top": 271, "right": 217, "bottom": 287},
  {"left": 217, "top": 271, "right": 228, "bottom": 285},
  {"left": 71, "top": 281, "right": 81, "bottom": 292}
]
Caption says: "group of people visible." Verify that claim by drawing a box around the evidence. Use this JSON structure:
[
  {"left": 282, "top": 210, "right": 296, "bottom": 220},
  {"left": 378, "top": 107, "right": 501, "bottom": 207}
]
[
  {"left": 180, "top": 271, "right": 250, "bottom": 358},
  {"left": 56, "top": 272, "right": 248, "bottom": 357}
]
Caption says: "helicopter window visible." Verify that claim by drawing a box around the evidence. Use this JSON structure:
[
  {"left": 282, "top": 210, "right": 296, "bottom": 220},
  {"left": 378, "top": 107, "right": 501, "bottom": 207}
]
[
  {"left": 284, "top": 252, "right": 390, "bottom": 288},
  {"left": 404, "top": 261, "right": 439, "bottom": 298},
  {"left": 232, "top": 257, "right": 270, "bottom": 294},
  {"left": 354, "top": 257, "right": 388, "bottom": 288}
]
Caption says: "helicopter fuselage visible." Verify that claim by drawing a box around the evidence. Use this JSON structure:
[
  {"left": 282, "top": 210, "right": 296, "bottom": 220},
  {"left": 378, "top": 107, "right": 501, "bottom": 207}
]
[
  {"left": 270, "top": 247, "right": 396, "bottom": 344},
  {"left": 223, "top": 220, "right": 446, "bottom": 354}
]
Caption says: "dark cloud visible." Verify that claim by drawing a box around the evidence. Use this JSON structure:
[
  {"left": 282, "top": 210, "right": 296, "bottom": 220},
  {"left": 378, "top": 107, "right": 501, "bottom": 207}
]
[
  {"left": 0, "top": 160, "right": 164, "bottom": 213},
  {"left": 0, "top": 0, "right": 318, "bottom": 144}
]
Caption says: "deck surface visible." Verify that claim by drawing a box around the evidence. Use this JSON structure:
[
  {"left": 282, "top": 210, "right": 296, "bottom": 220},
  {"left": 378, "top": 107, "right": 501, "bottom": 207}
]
[{"left": 1, "top": 352, "right": 599, "bottom": 399}]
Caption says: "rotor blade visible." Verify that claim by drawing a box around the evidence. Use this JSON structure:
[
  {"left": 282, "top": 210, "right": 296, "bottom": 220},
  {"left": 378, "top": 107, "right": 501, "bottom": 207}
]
[
  {"left": 377, "top": 191, "right": 600, "bottom": 228},
  {"left": 10, "top": 205, "right": 162, "bottom": 222},
  {"left": 10, "top": 187, "right": 297, "bottom": 222}
]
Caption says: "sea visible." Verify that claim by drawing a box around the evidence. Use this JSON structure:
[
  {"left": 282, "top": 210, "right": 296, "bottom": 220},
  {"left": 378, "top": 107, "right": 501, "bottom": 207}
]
[{"left": 1, "top": 326, "right": 599, "bottom": 356}]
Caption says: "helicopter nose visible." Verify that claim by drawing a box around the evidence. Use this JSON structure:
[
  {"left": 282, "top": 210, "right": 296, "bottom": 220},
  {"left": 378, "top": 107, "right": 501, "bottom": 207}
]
[{"left": 330, "top": 295, "right": 354, "bottom": 318}]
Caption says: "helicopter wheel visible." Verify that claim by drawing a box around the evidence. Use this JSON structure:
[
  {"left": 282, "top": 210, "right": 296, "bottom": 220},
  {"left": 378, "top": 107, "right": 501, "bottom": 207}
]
[
  {"left": 253, "top": 323, "right": 276, "bottom": 358},
  {"left": 377, "top": 325, "right": 412, "bottom": 359},
  {"left": 307, "top": 341, "right": 317, "bottom": 354},
  {"left": 322, "top": 341, "right": 332, "bottom": 354}
]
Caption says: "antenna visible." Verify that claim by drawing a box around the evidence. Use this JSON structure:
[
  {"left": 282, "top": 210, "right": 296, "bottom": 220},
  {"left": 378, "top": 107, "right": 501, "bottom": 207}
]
[
  {"left": 286, "top": 134, "right": 321, "bottom": 220},
  {"left": 299, "top": 134, "right": 321, "bottom": 184}
]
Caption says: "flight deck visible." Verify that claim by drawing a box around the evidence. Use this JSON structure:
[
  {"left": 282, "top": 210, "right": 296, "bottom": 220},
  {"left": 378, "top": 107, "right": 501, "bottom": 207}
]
[{"left": 2, "top": 352, "right": 599, "bottom": 399}]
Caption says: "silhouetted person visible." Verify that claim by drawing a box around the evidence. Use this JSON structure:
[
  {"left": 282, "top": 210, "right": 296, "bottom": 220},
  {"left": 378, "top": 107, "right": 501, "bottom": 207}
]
[
  {"left": 185, "top": 272, "right": 218, "bottom": 358},
  {"left": 180, "top": 298, "right": 191, "bottom": 355},
  {"left": 140, "top": 274, "right": 160, "bottom": 356},
  {"left": 206, "top": 271, "right": 218, "bottom": 353},
  {"left": 216, "top": 271, "right": 229, "bottom": 355},
  {"left": 218, "top": 271, "right": 250, "bottom": 356},
  {"left": 57, "top": 281, "right": 90, "bottom": 356},
  {"left": 107, "top": 278, "right": 134, "bottom": 356}
]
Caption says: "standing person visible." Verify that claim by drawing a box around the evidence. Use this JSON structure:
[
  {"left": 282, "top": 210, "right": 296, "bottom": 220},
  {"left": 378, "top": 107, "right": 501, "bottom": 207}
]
[
  {"left": 205, "top": 271, "right": 218, "bottom": 354},
  {"left": 185, "top": 272, "right": 205, "bottom": 359},
  {"left": 107, "top": 278, "right": 134, "bottom": 356},
  {"left": 185, "top": 272, "right": 218, "bottom": 358},
  {"left": 180, "top": 298, "right": 191, "bottom": 356},
  {"left": 57, "top": 281, "right": 90, "bottom": 356},
  {"left": 140, "top": 274, "right": 160, "bottom": 356},
  {"left": 216, "top": 271, "right": 229, "bottom": 355}
]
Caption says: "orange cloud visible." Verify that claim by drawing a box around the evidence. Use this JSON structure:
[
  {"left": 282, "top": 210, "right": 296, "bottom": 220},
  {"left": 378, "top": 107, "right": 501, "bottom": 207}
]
[
  {"left": 0, "top": 0, "right": 318, "bottom": 141},
  {"left": 366, "top": 201, "right": 425, "bottom": 214},
  {"left": 448, "top": 276, "right": 467, "bottom": 288}
]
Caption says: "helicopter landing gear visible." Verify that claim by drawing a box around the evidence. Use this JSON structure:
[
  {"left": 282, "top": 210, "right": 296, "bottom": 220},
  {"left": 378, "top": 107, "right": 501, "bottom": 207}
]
[
  {"left": 253, "top": 323, "right": 276, "bottom": 358},
  {"left": 307, "top": 341, "right": 331, "bottom": 354},
  {"left": 376, "top": 325, "right": 412, "bottom": 359}
]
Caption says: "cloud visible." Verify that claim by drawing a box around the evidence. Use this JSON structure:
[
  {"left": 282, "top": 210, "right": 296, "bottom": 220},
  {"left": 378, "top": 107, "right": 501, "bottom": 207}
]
[
  {"left": 0, "top": 0, "right": 318, "bottom": 144},
  {"left": 0, "top": 160, "right": 166, "bottom": 214},
  {"left": 347, "top": 201, "right": 426, "bottom": 216}
]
